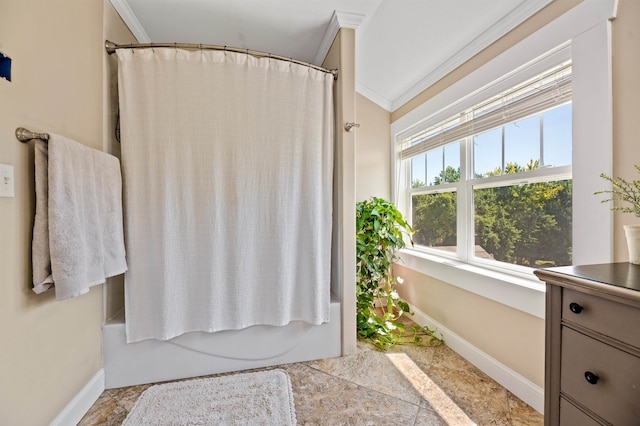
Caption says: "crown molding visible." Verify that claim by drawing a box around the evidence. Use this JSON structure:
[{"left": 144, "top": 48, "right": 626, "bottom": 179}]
[
  {"left": 334, "top": 10, "right": 367, "bottom": 29},
  {"left": 314, "top": 10, "right": 365, "bottom": 65},
  {"left": 391, "top": 0, "right": 553, "bottom": 111},
  {"left": 108, "top": 0, "right": 151, "bottom": 43},
  {"left": 355, "top": 81, "right": 392, "bottom": 111}
]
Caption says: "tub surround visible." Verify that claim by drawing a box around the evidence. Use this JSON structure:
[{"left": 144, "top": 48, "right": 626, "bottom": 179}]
[{"left": 102, "top": 296, "right": 341, "bottom": 389}]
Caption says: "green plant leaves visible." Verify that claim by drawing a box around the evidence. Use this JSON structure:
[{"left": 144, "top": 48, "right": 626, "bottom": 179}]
[
  {"left": 355, "top": 197, "right": 442, "bottom": 350},
  {"left": 595, "top": 165, "right": 640, "bottom": 218}
]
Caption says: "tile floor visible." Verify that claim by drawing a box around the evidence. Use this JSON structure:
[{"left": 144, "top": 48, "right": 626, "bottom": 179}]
[{"left": 79, "top": 339, "right": 543, "bottom": 425}]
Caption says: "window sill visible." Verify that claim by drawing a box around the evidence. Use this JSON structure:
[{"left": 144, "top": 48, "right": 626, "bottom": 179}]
[{"left": 396, "top": 249, "right": 546, "bottom": 319}]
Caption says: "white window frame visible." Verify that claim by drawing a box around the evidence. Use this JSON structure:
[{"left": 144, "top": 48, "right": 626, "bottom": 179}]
[
  {"left": 402, "top": 100, "right": 573, "bottom": 276},
  {"left": 465, "top": 163, "right": 573, "bottom": 274},
  {"left": 390, "top": 0, "right": 615, "bottom": 318}
]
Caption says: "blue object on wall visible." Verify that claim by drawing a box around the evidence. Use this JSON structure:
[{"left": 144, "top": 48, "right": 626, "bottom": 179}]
[{"left": 0, "top": 52, "right": 11, "bottom": 82}]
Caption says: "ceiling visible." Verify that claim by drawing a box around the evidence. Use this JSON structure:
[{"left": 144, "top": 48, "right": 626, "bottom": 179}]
[{"left": 109, "top": 0, "right": 553, "bottom": 112}]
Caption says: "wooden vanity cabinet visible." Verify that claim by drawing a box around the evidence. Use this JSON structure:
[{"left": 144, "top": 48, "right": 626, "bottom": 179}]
[{"left": 534, "top": 263, "right": 640, "bottom": 426}]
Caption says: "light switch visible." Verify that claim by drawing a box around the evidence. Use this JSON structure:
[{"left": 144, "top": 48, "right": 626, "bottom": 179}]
[{"left": 0, "top": 164, "right": 15, "bottom": 198}]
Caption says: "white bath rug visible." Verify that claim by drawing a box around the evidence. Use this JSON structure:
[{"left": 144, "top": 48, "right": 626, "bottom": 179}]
[{"left": 122, "top": 369, "right": 296, "bottom": 425}]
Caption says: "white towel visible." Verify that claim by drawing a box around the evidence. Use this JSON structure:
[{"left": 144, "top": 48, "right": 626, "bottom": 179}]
[
  {"left": 32, "top": 141, "right": 53, "bottom": 293},
  {"left": 31, "top": 134, "right": 127, "bottom": 300}
]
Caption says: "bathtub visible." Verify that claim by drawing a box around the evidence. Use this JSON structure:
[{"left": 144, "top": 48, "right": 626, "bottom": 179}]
[{"left": 102, "top": 295, "right": 342, "bottom": 389}]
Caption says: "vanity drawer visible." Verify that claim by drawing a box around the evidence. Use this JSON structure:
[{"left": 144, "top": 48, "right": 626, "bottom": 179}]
[
  {"left": 561, "top": 327, "right": 640, "bottom": 425},
  {"left": 560, "top": 397, "right": 602, "bottom": 426},
  {"left": 562, "top": 288, "right": 640, "bottom": 348}
]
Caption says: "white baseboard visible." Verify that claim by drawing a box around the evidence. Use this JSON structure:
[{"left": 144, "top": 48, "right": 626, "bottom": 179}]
[
  {"left": 408, "top": 304, "right": 544, "bottom": 414},
  {"left": 50, "top": 369, "right": 105, "bottom": 426}
]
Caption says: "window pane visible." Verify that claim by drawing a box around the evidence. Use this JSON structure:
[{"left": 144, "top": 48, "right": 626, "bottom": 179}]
[
  {"left": 474, "top": 128, "right": 502, "bottom": 177},
  {"left": 411, "top": 192, "right": 457, "bottom": 252},
  {"left": 473, "top": 179, "right": 572, "bottom": 268},
  {"left": 543, "top": 103, "right": 572, "bottom": 167},
  {"left": 504, "top": 115, "right": 540, "bottom": 171},
  {"left": 426, "top": 147, "right": 442, "bottom": 185},
  {"left": 411, "top": 153, "right": 426, "bottom": 187},
  {"left": 443, "top": 141, "right": 461, "bottom": 183}
]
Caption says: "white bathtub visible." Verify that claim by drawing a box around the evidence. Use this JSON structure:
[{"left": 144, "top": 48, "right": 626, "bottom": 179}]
[{"left": 102, "top": 295, "right": 341, "bottom": 389}]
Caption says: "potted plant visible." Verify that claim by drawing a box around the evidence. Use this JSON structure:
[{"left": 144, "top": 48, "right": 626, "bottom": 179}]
[
  {"left": 595, "top": 165, "right": 640, "bottom": 264},
  {"left": 356, "top": 197, "right": 442, "bottom": 349}
]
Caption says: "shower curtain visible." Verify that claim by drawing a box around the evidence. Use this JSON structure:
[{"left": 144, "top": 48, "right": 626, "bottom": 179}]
[{"left": 116, "top": 48, "right": 334, "bottom": 343}]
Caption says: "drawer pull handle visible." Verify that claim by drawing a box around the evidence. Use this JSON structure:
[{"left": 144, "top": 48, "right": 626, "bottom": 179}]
[
  {"left": 584, "top": 371, "right": 599, "bottom": 385},
  {"left": 569, "top": 302, "right": 583, "bottom": 314}
]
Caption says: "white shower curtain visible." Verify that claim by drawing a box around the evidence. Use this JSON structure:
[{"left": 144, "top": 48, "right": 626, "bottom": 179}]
[{"left": 117, "top": 48, "right": 334, "bottom": 343}]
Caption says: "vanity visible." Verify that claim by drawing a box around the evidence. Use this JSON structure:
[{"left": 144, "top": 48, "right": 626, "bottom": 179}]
[{"left": 534, "top": 263, "right": 640, "bottom": 426}]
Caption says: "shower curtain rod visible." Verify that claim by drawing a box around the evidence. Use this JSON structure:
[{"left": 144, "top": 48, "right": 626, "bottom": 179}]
[{"left": 105, "top": 40, "right": 338, "bottom": 80}]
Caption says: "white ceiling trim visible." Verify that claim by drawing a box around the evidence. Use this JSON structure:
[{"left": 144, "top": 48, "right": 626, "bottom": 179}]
[
  {"left": 389, "top": 0, "right": 554, "bottom": 112},
  {"left": 109, "top": 0, "right": 150, "bottom": 43},
  {"left": 355, "top": 81, "right": 392, "bottom": 111},
  {"left": 313, "top": 10, "right": 365, "bottom": 65}
]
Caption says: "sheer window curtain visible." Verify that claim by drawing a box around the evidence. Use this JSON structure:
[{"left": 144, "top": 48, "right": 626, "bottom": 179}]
[{"left": 116, "top": 48, "right": 334, "bottom": 343}]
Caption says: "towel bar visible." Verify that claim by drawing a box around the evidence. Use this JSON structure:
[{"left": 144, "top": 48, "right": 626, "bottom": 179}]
[{"left": 16, "top": 127, "right": 49, "bottom": 143}]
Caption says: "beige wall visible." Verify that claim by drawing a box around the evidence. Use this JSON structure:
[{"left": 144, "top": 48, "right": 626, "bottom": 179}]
[
  {"left": 355, "top": 93, "right": 391, "bottom": 202},
  {"left": 0, "top": 1, "right": 133, "bottom": 424},
  {"left": 612, "top": 0, "right": 640, "bottom": 261}
]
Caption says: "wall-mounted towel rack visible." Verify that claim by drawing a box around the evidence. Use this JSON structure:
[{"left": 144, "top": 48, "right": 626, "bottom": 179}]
[{"left": 16, "top": 127, "right": 49, "bottom": 143}]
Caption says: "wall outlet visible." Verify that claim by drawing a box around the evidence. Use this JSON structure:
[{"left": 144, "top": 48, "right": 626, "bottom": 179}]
[{"left": 0, "top": 164, "right": 15, "bottom": 198}]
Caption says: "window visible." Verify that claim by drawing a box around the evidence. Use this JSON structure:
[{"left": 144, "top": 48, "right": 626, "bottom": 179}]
[
  {"left": 397, "top": 63, "right": 572, "bottom": 271},
  {"left": 390, "top": 9, "right": 613, "bottom": 317}
]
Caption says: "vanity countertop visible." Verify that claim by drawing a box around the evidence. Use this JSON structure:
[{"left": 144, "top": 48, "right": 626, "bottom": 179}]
[{"left": 534, "top": 262, "right": 640, "bottom": 305}]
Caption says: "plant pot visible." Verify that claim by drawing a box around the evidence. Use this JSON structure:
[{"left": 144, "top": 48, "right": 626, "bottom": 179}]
[{"left": 623, "top": 225, "right": 640, "bottom": 265}]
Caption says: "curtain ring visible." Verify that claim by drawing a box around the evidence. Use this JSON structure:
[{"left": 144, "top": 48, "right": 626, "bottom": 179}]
[{"left": 223, "top": 46, "right": 227, "bottom": 57}]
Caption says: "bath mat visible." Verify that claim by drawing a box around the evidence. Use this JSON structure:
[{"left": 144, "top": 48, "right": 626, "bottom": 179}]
[{"left": 122, "top": 369, "right": 296, "bottom": 425}]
